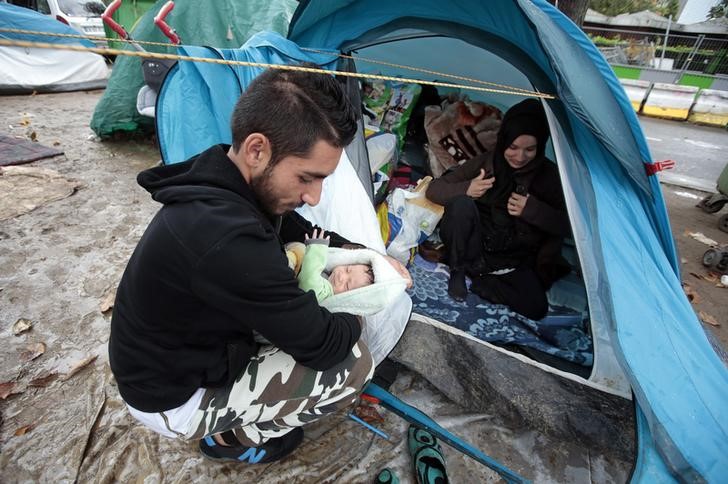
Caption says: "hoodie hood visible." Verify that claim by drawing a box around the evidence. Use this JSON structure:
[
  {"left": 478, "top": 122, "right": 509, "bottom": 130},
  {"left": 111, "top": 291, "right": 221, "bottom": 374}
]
[{"left": 137, "top": 144, "right": 257, "bottom": 207}]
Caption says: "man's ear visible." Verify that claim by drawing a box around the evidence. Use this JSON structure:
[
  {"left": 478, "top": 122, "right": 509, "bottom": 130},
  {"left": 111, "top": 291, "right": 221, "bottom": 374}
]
[{"left": 240, "top": 133, "right": 272, "bottom": 170}]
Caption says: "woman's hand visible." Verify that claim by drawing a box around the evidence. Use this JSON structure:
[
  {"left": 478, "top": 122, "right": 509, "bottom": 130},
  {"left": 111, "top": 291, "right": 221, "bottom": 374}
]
[
  {"left": 466, "top": 169, "right": 495, "bottom": 198},
  {"left": 384, "top": 255, "right": 413, "bottom": 288},
  {"left": 507, "top": 192, "right": 529, "bottom": 217}
]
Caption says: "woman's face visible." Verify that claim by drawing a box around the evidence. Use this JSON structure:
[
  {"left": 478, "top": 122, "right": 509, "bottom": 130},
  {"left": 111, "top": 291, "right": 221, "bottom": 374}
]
[{"left": 504, "top": 134, "right": 538, "bottom": 169}]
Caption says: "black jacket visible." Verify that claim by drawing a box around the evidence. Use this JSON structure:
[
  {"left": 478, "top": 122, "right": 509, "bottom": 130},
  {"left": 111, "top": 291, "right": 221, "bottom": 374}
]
[
  {"left": 109, "top": 144, "right": 361, "bottom": 412},
  {"left": 427, "top": 152, "right": 570, "bottom": 286}
]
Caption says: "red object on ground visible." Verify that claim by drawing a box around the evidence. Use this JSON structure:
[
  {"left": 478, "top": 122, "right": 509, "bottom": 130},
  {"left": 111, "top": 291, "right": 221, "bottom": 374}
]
[{"left": 360, "top": 393, "right": 381, "bottom": 405}]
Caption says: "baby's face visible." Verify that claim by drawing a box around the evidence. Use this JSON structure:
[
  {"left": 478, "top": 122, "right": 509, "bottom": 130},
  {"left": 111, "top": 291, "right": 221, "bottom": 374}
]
[{"left": 328, "top": 264, "right": 372, "bottom": 294}]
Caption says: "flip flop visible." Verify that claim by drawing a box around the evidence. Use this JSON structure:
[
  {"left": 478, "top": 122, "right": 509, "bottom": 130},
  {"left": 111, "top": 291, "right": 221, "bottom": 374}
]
[
  {"left": 374, "top": 467, "right": 400, "bottom": 484},
  {"left": 408, "top": 425, "right": 449, "bottom": 484}
]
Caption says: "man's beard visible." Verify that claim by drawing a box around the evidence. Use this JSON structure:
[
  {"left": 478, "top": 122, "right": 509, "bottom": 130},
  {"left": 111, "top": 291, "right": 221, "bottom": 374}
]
[{"left": 250, "top": 164, "right": 297, "bottom": 216}]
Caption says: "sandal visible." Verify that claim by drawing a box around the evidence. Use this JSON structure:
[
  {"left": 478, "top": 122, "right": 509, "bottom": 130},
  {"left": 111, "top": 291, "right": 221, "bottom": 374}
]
[
  {"left": 374, "top": 467, "right": 400, "bottom": 484},
  {"left": 408, "top": 425, "right": 449, "bottom": 484}
]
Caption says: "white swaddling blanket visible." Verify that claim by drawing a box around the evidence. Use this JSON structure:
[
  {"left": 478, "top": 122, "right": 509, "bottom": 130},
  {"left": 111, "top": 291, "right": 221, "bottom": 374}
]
[
  {"left": 297, "top": 151, "right": 412, "bottom": 365},
  {"left": 319, "top": 247, "right": 408, "bottom": 316}
]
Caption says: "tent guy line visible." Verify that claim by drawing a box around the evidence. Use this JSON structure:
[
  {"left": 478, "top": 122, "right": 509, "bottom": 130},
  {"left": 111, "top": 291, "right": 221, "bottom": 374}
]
[
  {"left": 303, "top": 47, "right": 538, "bottom": 95},
  {"left": 0, "top": 26, "right": 175, "bottom": 48},
  {"left": 0, "top": 28, "right": 552, "bottom": 99}
]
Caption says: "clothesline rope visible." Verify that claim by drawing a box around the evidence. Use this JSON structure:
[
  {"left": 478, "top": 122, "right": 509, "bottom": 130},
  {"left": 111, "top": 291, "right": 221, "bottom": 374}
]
[
  {"left": 0, "top": 38, "right": 553, "bottom": 99},
  {"left": 0, "top": 27, "right": 541, "bottom": 95}
]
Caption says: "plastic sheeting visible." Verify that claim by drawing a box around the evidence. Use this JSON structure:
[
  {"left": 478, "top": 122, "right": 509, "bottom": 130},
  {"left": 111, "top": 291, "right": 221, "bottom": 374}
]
[{"left": 89, "top": 0, "right": 297, "bottom": 137}]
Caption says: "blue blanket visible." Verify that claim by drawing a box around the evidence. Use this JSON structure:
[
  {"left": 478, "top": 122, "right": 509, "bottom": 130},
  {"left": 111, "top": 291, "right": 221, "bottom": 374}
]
[{"left": 407, "top": 255, "right": 593, "bottom": 366}]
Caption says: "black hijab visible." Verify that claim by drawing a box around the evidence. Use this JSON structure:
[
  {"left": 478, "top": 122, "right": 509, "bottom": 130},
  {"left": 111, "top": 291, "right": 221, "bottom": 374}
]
[{"left": 482, "top": 98, "right": 550, "bottom": 207}]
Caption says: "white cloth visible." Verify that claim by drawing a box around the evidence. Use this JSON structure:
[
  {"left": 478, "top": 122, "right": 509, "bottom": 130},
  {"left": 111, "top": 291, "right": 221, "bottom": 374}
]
[
  {"left": 126, "top": 388, "right": 205, "bottom": 439},
  {"left": 319, "top": 247, "right": 408, "bottom": 316},
  {"left": 297, "top": 150, "right": 386, "bottom": 252}
]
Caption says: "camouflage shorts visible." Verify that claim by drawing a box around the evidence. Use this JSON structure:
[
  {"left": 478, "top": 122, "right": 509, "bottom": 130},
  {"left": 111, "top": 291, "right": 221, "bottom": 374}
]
[{"left": 184, "top": 341, "right": 373, "bottom": 446}]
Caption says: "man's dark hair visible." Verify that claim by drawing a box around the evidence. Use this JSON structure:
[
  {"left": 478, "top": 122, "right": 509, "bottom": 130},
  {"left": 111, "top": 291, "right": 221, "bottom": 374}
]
[{"left": 230, "top": 64, "right": 358, "bottom": 165}]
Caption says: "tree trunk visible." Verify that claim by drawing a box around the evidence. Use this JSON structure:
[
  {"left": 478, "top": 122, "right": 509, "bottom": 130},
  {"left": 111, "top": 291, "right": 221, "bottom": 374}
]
[{"left": 546, "top": 0, "right": 590, "bottom": 27}]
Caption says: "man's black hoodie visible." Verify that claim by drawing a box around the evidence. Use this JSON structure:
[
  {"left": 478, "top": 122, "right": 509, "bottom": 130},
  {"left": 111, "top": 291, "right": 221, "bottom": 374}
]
[{"left": 109, "top": 145, "right": 361, "bottom": 412}]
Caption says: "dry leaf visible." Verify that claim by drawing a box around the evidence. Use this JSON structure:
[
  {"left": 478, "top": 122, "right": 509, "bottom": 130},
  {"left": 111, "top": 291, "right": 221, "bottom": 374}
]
[
  {"left": 60, "top": 355, "right": 97, "bottom": 381},
  {"left": 698, "top": 311, "right": 720, "bottom": 327},
  {"left": 689, "top": 272, "right": 721, "bottom": 284},
  {"left": 28, "top": 131, "right": 37, "bottom": 141},
  {"left": 353, "top": 403, "right": 385, "bottom": 425},
  {"left": 12, "top": 318, "right": 33, "bottom": 336},
  {"left": 99, "top": 287, "right": 116, "bottom": 314},
  {"left": 703, "top": 272, "right": 720, "bottom": 284},
  {"left": 0, "top": 381, "right": 20, "bottom": 399},
  {"left": 682, "top": 283, "right": 701, "bottom": 304},
  {"left": 29, "top": 372, "right": 58, "bottom": 388},
  {"left": 14, "top": 424, "right": 33, "bottom": 436},
  {"left": 20, "top": 342, "right": 46, "bottom": 361}
]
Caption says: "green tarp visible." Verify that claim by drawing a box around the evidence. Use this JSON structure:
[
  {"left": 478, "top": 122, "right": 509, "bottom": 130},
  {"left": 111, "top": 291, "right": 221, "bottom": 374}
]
[
  {"left": 103, "top": 0, "right": 157, "bottom": 51},
  {"left": 90, "top": 0, "right": 297, "bottom": 137}
]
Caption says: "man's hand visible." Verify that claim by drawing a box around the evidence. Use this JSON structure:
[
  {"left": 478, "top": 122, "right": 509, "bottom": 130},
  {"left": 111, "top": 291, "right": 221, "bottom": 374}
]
[
  {"left": 507, "top": 192, "right": 529, "bottom": 217},
  {"left": 384, "top": 255, "right": 413, "bottom": 289},
  {"left": 466, "top": 169, "right": 495, "bottom": 199}
]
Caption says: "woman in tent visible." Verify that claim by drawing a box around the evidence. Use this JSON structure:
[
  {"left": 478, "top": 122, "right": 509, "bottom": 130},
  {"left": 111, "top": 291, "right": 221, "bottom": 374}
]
[{"left": 426, "top": 98, "right": 570, "bottom": 320}]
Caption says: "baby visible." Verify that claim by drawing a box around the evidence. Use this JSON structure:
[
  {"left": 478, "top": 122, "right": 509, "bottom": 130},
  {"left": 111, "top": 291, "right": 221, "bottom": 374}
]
[{"left": 290, "top": 229, "right": 374, "bottom": 302}]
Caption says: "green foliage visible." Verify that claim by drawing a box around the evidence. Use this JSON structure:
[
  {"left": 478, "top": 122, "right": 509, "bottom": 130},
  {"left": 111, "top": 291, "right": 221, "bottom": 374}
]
[
  {"left": 589, "top": 0, "right": 677, "bottom": 17},
  {"left": 655, "top": 0, "right": 679, "bottom": 18},
  {"left": 708, "top": 0, "right": 728, "bottom": 19},
  {"left": 588, "top": 34, "right": 716, "bottom": 56},
  {"left": 589, "top": 34, "right": 622, "bottom": 46},
  {"left": 590, "top": 0, "right": 654, "bottom": 16}
]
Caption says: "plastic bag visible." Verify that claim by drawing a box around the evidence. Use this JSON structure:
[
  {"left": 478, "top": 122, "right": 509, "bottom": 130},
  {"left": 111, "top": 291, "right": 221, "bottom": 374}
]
[
  {"left": 366, "top": 132, "right": 398, "bottom": 175},
  {"left": 366, "top": 132, "right": 398, "bottom": 204},
  {"left": 379, "top": 177, "right": 444, "bottom": 264},
  {"left": 362, "top": 79, "right": 422, "bottom": 150}
]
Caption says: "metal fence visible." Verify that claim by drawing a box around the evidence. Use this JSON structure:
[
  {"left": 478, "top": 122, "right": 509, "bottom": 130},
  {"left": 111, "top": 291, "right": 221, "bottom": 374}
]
[{"left": 583, "top": 26, "right": 728, "bottom": 76}]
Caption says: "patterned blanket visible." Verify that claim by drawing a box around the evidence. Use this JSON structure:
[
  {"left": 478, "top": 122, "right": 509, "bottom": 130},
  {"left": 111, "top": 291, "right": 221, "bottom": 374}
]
[{"left": 407, "top": 255, "right": 593, "bottom": 366}]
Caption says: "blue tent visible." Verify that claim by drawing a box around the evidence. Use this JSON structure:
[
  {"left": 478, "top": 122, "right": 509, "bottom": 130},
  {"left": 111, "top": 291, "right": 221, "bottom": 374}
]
[
  {"left": 154, "top": 1, "right": 728, "bottom": 481},
  {"left": 0, "top": 3, "right": 95, "bottom": 47}
]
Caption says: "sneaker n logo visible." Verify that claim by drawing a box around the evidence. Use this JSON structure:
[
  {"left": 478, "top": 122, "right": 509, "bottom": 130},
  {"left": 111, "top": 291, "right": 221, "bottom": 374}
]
[{"left": 238, "top": 447, "right": 266, "bottom": 464}]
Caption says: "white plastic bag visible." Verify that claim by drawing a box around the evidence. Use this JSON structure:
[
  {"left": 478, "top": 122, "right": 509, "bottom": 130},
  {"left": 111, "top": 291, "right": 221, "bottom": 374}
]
[
  {"left": 366, "top": 132, "right": 397, "bottom": 175},
  {"left": 383, "top": 177, "right": 444, "bottom": 264}
]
